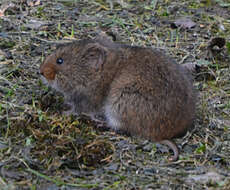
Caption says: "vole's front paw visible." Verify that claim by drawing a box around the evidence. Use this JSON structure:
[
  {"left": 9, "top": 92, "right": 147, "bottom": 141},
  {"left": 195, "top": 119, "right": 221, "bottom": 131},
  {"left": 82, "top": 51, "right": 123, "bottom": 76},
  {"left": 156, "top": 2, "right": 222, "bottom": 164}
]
[
  {"left": 81, "top": 113, "right": 107, "bottom": 128},
  {"left": 62, "top": 103, "right": 78, "bottom": 116}
]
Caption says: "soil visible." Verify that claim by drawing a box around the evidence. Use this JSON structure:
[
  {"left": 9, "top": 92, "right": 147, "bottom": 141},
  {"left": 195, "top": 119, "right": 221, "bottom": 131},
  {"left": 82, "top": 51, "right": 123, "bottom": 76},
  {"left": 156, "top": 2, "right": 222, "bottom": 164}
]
[{"left": 0, "top": 0, "right": 230, "bottom": 189}]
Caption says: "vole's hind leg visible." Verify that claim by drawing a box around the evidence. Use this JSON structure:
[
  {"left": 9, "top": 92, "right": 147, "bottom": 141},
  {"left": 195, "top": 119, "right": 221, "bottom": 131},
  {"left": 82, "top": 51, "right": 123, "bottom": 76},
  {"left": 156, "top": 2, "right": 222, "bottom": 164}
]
[{"left": 160, "top": 140, "right": 179, "bottom": 161}]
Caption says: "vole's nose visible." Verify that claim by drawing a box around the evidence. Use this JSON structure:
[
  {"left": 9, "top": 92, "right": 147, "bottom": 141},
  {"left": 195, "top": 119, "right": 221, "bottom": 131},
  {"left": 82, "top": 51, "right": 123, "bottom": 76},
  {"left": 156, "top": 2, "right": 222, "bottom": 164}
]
[
  {"left": 39, "top": 66, "right": 56, "bottom": 80},
  {"left": 40, "top": 63, "right": 46, "bottom": 76}
]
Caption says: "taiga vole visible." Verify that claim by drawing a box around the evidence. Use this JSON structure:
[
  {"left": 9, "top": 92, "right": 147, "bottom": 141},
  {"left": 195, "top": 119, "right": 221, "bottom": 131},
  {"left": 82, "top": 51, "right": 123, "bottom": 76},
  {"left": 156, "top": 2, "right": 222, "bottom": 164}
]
[{"left": 40, "top": 36, "right": 196, "bottom": 161}]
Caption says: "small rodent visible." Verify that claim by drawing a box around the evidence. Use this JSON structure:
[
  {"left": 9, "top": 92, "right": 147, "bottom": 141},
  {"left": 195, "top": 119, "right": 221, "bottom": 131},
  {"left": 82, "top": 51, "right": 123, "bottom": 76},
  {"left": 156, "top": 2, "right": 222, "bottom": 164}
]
[{"left": 40, "top": 36, "right": 196, "bottom": 161}]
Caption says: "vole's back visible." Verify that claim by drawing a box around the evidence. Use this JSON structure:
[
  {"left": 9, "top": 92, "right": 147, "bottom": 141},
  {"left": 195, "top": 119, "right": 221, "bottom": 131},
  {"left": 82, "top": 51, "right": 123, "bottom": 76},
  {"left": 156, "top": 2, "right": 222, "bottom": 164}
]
[{"left": 105, "top": 46, "right": 196, "bottom": 141}]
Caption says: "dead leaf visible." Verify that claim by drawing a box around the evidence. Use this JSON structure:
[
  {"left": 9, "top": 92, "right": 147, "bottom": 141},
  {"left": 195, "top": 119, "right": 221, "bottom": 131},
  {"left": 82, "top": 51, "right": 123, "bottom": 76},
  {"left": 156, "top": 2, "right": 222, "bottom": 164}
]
[
  {"left": 186, "top": 171, "right": 226, "bottom": 184},
  {"left": 207, "top": 37, "right": 226, "bottom": 56},
  {"left": 172, "top": 18, "right": 196, "bottom": 29},
  {"left": 27, "top": 0, "right": 41, "bottom": 7},
  {"left": 0, "top": 2, "right": 15, "bottom": 17},
  {"left": 23, "top": 19, "right": 51, "bottom": 30}
]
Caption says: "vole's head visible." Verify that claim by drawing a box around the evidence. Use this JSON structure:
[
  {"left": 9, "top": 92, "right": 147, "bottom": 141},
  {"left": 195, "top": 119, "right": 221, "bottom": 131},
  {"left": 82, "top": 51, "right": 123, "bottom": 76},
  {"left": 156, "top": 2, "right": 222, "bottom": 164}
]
[{"left": 40, "top": 39, "right": 111, "bottom": 94}]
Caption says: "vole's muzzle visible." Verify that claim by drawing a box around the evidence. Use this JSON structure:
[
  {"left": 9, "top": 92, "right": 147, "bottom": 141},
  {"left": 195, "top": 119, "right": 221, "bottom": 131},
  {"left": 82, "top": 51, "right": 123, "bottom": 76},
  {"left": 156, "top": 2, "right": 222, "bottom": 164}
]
[{"left": 40, "top": 63, "right": 57, "bottom": 81}]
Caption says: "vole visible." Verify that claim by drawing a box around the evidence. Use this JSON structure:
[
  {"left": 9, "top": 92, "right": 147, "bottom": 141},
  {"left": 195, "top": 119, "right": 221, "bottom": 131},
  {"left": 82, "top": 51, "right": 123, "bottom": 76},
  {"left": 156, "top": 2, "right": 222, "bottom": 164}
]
[{"left": 40, "top": 36, "right": 196, "bottom": 161}]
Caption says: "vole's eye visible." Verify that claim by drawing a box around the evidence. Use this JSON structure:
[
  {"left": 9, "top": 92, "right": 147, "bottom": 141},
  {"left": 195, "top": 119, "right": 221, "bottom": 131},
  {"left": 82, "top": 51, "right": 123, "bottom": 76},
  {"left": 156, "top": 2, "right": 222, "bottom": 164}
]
[{"left": 56, "top": 57, "right": 63, "bottom": 64}]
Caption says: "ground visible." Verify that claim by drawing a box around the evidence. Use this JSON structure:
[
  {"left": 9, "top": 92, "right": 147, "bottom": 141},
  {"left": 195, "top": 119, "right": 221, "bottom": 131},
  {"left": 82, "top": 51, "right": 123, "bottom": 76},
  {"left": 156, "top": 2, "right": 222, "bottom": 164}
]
[{"left": 0, "top": 0, "right": 230, "bottom": 189}]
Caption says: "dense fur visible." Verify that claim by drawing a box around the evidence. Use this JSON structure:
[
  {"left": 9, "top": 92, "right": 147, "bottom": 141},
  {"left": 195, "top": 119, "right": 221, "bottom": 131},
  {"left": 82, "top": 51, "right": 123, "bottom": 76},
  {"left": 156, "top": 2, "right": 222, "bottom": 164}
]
[{"left": 40, "top": 37, "right": 196, "bottom": 161}]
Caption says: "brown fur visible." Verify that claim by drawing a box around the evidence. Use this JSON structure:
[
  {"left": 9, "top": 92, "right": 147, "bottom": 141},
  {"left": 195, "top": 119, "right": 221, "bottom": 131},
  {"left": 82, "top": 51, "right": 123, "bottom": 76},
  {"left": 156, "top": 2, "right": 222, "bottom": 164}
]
[{"left": 40, "top": 37, "right": 196, "bottom": 161}]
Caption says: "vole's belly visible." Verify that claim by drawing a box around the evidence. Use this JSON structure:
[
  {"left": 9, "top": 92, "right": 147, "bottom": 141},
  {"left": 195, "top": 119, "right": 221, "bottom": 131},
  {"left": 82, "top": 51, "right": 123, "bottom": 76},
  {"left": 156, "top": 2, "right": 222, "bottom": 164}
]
[{"left": 104, "top": 103, "right": 122, "bottom": 130}]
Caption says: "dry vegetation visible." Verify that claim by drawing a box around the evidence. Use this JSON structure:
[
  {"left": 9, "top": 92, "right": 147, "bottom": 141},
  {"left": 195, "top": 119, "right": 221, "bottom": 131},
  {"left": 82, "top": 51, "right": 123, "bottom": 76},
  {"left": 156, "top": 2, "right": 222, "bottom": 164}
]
[{"left": 0, "top": 0, "right": 230, "bottom": 189}]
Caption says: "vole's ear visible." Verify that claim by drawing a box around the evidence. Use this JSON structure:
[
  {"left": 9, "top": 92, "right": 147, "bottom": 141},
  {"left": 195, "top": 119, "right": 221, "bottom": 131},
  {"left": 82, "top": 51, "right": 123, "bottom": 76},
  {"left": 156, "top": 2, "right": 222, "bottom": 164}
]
[{"left": 82, "top": 43, "right": 107, "bottom": 70}]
